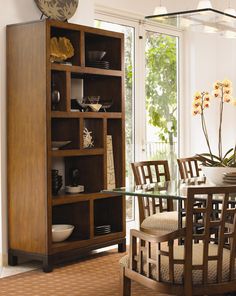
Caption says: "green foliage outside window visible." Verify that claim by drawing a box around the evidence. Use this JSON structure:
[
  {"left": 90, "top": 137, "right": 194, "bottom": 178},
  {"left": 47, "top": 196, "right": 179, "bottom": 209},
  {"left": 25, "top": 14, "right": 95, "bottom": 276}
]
[{"left": 146, "top": 33, "right": 177, "bottom": 144}]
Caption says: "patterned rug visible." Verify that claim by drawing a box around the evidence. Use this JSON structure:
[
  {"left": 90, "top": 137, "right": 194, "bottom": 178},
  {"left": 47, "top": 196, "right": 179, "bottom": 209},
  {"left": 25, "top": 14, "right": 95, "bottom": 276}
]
[{"left": 0, "top": 250, "right": 165, "bottom": 296}]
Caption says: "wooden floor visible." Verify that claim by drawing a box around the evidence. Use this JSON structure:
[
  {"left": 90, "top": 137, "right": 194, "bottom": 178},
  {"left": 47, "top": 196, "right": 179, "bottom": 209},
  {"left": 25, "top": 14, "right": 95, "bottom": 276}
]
[{"left": 0, "top": 250, "right": 169, "bottom": 296}]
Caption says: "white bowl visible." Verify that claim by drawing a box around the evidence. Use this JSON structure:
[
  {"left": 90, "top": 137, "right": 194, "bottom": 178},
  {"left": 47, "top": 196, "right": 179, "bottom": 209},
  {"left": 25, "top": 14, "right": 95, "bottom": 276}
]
[
  {"left": 65, "top": 185, "right": 84, "bottom": 194},
  {"left": 52, "top": 224, "right": 74, "bottom": 242},
  {"left": 202, "top": 166, "right": 236, "bottom": 185}
]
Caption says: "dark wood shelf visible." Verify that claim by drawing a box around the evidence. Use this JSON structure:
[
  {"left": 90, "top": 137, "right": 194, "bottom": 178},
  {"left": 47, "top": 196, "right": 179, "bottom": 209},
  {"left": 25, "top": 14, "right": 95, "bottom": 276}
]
[
  {"left": 51, "top": 111, "right": 122, "bottom": 119},
  {"left": 52, "top": 232, "right": 124, "bottom": 253},
  {"left": 51, "top": 148, "right": 104, "bottom": 157},
  {"left": 93, "top": 231, "right": 123, "bottom": 240},
  {"left": 52, "top": 191, "right": 121, "bottom": 206},
  {"left": 51, "top": 63, "right": 122, "bottom": 77}
]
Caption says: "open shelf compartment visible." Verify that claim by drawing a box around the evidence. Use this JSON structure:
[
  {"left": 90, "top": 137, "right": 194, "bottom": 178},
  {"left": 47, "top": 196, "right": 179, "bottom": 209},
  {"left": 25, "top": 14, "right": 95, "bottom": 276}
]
[
  {"left": 94, "top": 196, "right": 123, "bottom": 236},
  {"left": 83, "top": 118, "right": 103, "bottom": 149},
  {"left": 50, "top": 26, "right": 81, "bottom": 66},
  {"left": 51, "top": 118, "right": 80, "bottom": 150},
  {"left": 51, "top": 71, "right": 67, "bottom": 112},
  {"left": 85, "top": 32, "right": 121, "bottom": 71},
  {"left": 65, "top": 155, "right": 104, "bottom": 193},
  {"left": 107, "top": 119, "right": 124, "bottom": 188},
  {"left": 84, "top": 75, "right": 122, "bottom": 113},
  {"left": 52, "top": 201, "right": 90, "bottom": 242}
]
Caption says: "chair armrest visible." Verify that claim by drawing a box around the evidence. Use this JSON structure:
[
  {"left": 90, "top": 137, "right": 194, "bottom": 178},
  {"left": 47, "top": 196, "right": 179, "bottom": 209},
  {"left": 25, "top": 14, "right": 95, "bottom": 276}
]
[{"left": 130, "top": 228, "right": 186, "bottom": 244}]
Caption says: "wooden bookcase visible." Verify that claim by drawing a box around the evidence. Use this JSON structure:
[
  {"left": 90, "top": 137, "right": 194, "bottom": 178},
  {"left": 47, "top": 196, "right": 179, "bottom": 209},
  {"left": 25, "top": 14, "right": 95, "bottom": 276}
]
[{"left": 7, "top": 20, "right": 126, "bottom": 272}]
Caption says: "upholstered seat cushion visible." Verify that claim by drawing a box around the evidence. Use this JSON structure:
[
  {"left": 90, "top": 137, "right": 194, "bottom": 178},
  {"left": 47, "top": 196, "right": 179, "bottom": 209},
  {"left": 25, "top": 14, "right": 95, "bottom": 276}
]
[
  {"left": 141, "top": 211, "right": 184, "bottom": 232},
  {"left": 120, "top": 243, "right": 234, "bottom": 285}
]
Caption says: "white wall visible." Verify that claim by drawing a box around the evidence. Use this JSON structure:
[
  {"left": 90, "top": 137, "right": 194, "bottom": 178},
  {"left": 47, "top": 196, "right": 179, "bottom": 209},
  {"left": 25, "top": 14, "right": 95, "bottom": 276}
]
[
  {"left": 183, "top": 31, "right": 236, "bottom": 157},
  {"left": 0, "top": 0, "right": 94, "bottom": 265}
]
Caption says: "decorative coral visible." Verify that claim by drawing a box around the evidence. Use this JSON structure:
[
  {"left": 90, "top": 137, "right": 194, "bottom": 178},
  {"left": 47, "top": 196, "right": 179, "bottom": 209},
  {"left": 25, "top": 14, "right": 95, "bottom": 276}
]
[
  {"left": 50, "top": 37, "right": 74, "bottom": 63},
  {"left": 83, "top": 128, "right": 94, "bottom": 149}
]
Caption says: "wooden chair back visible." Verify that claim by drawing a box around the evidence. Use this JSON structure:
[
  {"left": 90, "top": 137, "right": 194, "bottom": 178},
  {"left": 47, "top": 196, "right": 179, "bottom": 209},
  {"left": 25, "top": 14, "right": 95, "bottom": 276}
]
[
  {"left": 131, "top": 160, "right": 173, "bottom": 225},
  {"left": 177, "top": 156, "right": 202, "bottom": 179},
  {"left": 129, "top": 186, "right": 236, "bottom": 295},
  {"left": 184, "top": 186, "right": 236, "bottom": 293}
]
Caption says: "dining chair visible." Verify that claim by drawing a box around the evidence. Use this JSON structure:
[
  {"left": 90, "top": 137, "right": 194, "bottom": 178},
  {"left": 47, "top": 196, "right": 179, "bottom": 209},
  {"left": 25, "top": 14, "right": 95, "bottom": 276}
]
[
  {"left": 131, "top": 160, "right": 179, "bottom": 233},
  {"left": 177, "top": 156, "right": 202, "bottom": 179},
  {"left": 177, "top": 156, "right": 204, "bottom": 231},
  {"left": 120, "top": 186, "right": 236, "bottom": 296}
]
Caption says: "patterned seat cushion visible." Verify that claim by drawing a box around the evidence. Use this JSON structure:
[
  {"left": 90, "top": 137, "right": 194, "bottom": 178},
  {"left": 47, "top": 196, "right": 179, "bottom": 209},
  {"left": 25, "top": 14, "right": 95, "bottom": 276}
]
[
  {"left": 120, "top": 243, "right": 234, "bottom": 285},
  {"left": 141, "top": 211, "right": 184, "bottom": 232}
]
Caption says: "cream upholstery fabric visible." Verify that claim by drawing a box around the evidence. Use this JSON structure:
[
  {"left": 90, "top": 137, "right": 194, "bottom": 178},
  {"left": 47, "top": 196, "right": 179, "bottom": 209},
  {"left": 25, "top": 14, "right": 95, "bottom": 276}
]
[
  {"left": 120, "top": 244, "right": 234, "bottom": 285},
  {"left": 141, "top": 211, "right": 185, "bottom": 231}
]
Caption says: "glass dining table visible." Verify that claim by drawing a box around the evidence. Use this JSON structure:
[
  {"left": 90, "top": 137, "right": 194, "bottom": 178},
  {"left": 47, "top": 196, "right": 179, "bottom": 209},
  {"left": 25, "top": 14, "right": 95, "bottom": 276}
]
[{"left": 103, "top": 177, "right": 236, "bottom": 228}]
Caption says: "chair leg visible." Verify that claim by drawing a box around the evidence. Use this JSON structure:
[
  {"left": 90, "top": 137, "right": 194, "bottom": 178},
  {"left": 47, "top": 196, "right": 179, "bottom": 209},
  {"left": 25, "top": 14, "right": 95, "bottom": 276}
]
[{"left": 120, "top": 266, "right": 131, "bottom": 296}]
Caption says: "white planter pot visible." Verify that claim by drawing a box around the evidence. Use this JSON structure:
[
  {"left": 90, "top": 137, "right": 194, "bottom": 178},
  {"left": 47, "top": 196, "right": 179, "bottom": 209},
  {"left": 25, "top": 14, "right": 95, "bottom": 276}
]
[{"left": 202, "top": 166, "right": 236, "bottom": 185}]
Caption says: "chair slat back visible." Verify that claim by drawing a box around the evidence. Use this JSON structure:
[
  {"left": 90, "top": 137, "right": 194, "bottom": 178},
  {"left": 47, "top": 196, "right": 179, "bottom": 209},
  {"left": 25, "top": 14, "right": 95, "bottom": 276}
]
[
  {"left": 184, "top": 186, "right": 236, "bottom": 289},
  {"left": 131, "top": 161, "right": 172, "bottom": 224},
  {"left": 177, "top": 157, "right": 202, "bottom": 179},
  {"left": 129, "top": 186, "right": 236, "bottom": 295}
]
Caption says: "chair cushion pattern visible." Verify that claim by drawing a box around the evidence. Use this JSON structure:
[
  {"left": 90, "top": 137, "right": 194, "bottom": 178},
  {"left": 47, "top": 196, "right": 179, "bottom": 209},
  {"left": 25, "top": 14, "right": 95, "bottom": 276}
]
[
  {"left": 120, "top": 244, "right": 234, "bottom": 285},
  {"left": 141, "top": 211, "right": 182, "bottom": 231}
]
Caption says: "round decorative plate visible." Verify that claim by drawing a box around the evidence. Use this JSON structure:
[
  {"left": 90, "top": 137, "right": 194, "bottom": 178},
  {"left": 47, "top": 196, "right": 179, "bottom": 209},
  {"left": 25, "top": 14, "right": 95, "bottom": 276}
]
[{"left": 35, "top": 0, "right": 79, "bottom": 21}]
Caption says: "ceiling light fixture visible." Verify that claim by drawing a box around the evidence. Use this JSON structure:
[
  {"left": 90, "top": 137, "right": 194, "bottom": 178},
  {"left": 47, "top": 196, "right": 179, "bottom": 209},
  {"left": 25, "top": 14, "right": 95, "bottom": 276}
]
[
  {"left": 197, "top": 0, "right": 212, "bottom": 10},
  {"left": 224, "top": 0, "right": 236, "bottom": 17},
  {"left": 153, "top": 0, "right": 168, "bottom": 16}
]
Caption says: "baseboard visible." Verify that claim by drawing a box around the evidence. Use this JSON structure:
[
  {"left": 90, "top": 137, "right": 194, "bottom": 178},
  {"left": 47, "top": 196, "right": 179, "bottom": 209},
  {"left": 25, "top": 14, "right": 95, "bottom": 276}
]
[{"left": 0, "top": 253, "right": 8, "bottom": 266}]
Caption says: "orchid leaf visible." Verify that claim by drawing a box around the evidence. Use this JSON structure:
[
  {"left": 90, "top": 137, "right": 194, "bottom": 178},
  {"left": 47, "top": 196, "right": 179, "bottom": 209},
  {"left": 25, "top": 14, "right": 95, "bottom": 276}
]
[
  {"left": 199, "top": 153, "right": 222, "bottom": 162},
  {"left": 223, "top": 148, "right": 234, "bottom": 160}
]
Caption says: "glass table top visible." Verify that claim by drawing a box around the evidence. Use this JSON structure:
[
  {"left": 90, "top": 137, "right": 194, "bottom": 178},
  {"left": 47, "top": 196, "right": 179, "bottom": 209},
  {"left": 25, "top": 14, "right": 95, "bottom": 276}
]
[
  {"left": 145, "top": 8, "right": 236, "bottom": 36},
  {"left": 103, "top": 177, "right": 236, "bottom": 202}
]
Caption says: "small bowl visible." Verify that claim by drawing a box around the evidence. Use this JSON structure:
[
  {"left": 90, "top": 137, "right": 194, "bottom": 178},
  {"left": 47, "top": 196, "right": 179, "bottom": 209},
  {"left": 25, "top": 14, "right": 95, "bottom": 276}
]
[
  {"left": 65, "top": 185, "right": 84, "bottom": 194},
  {"left": 87, "top": 51, "right": 106, "bottom": 62},
  {"left": 52, "top": 141, "right": 72, "bottom": 150},
  {"left": 89, "top": 104, "right": 102, "bottom": 112},
  {"left": 52, "top": 224, "right": 74, "bottom": 242}
]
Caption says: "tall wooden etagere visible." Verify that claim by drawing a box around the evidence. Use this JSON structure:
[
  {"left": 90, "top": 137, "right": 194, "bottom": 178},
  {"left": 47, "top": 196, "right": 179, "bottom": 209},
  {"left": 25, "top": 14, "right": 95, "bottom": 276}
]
[{"left": 7, "top": 19, "right": 125, "bottom": 272}]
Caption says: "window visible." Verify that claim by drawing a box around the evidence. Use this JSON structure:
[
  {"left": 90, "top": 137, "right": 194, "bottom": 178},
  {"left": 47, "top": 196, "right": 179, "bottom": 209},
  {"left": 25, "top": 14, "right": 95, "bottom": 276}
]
[
  {"left": 145, "top": 31, "right": 178, "bottom": 178},
  {"left": 94, "top": 12, "right": 182, "bottom": 227}
]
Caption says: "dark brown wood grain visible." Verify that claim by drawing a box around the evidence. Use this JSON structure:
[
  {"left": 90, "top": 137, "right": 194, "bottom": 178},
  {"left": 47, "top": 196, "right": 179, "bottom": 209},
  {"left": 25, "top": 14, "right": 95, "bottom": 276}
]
[
  {"left": 7, "top": 21, "right": 48, "bottom": 254},
  {"left": 177, "top": 156, "right": 202, "bottom": 179},
  {"left": 131, "top": 160, "right": 173, "bottom": 225}
]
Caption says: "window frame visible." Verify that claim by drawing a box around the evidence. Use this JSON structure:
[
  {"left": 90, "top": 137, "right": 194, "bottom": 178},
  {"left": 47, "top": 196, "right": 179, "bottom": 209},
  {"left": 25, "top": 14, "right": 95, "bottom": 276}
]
[{"left": 94, "top": 9, "right": 185, "bottom": 229}]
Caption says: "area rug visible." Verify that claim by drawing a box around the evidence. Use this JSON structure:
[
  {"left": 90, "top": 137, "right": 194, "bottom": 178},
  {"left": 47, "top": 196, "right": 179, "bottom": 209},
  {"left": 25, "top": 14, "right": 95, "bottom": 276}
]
[{"left": 0, "top": 250, "right": 165, "bottom": 296}]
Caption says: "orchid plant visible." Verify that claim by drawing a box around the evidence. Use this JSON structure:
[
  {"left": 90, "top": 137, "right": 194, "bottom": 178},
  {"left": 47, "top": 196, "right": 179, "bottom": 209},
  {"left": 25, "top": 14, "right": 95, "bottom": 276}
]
[{"left": 192, "top": 79, "right": 236, "bottom": 167}]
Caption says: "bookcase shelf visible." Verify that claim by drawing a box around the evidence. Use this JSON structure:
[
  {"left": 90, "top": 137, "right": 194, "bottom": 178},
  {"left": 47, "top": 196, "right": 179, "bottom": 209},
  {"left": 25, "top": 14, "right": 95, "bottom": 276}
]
[{"left": 7, "top": 19, "right": 125, "bottom": 272}]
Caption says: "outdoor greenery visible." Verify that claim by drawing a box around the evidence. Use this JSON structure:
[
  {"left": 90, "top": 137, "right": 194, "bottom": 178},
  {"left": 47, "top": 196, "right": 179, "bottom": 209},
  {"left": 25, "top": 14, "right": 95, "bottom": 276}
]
[
  {"left": 145, "top": 33, "right": 177, "bottom": 144},
  {"left": 145, "top": 32, "right": 178, "bottom": 176}
]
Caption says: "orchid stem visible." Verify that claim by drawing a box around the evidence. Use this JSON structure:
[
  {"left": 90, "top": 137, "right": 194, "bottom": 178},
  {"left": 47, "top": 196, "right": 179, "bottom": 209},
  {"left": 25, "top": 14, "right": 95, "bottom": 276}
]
[
  {"left": 200, "top": 96, "right": 213, "bottom": 161},
  {"left": 218, "top": 87, "right": 224, "bottom": 160}
]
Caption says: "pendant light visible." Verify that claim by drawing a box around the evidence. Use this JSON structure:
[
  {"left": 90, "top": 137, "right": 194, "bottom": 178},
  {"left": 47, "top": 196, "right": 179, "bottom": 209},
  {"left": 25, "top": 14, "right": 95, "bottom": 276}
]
[
  {"left": 197, "top": 0, "right": 212, "bottom": 9},
  {"left": 224, "top": 0, "right": 236, "bottom": 16},
  {"left": 153, "top": 0, "right": 167, "bottom": 15}
]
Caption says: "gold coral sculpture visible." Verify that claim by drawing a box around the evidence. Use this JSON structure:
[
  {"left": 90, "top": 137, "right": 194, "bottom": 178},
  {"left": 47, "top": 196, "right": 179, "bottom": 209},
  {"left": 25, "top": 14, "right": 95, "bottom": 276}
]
[{"left": 50, "top": 37, "right": 74, "bottom": 63}]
